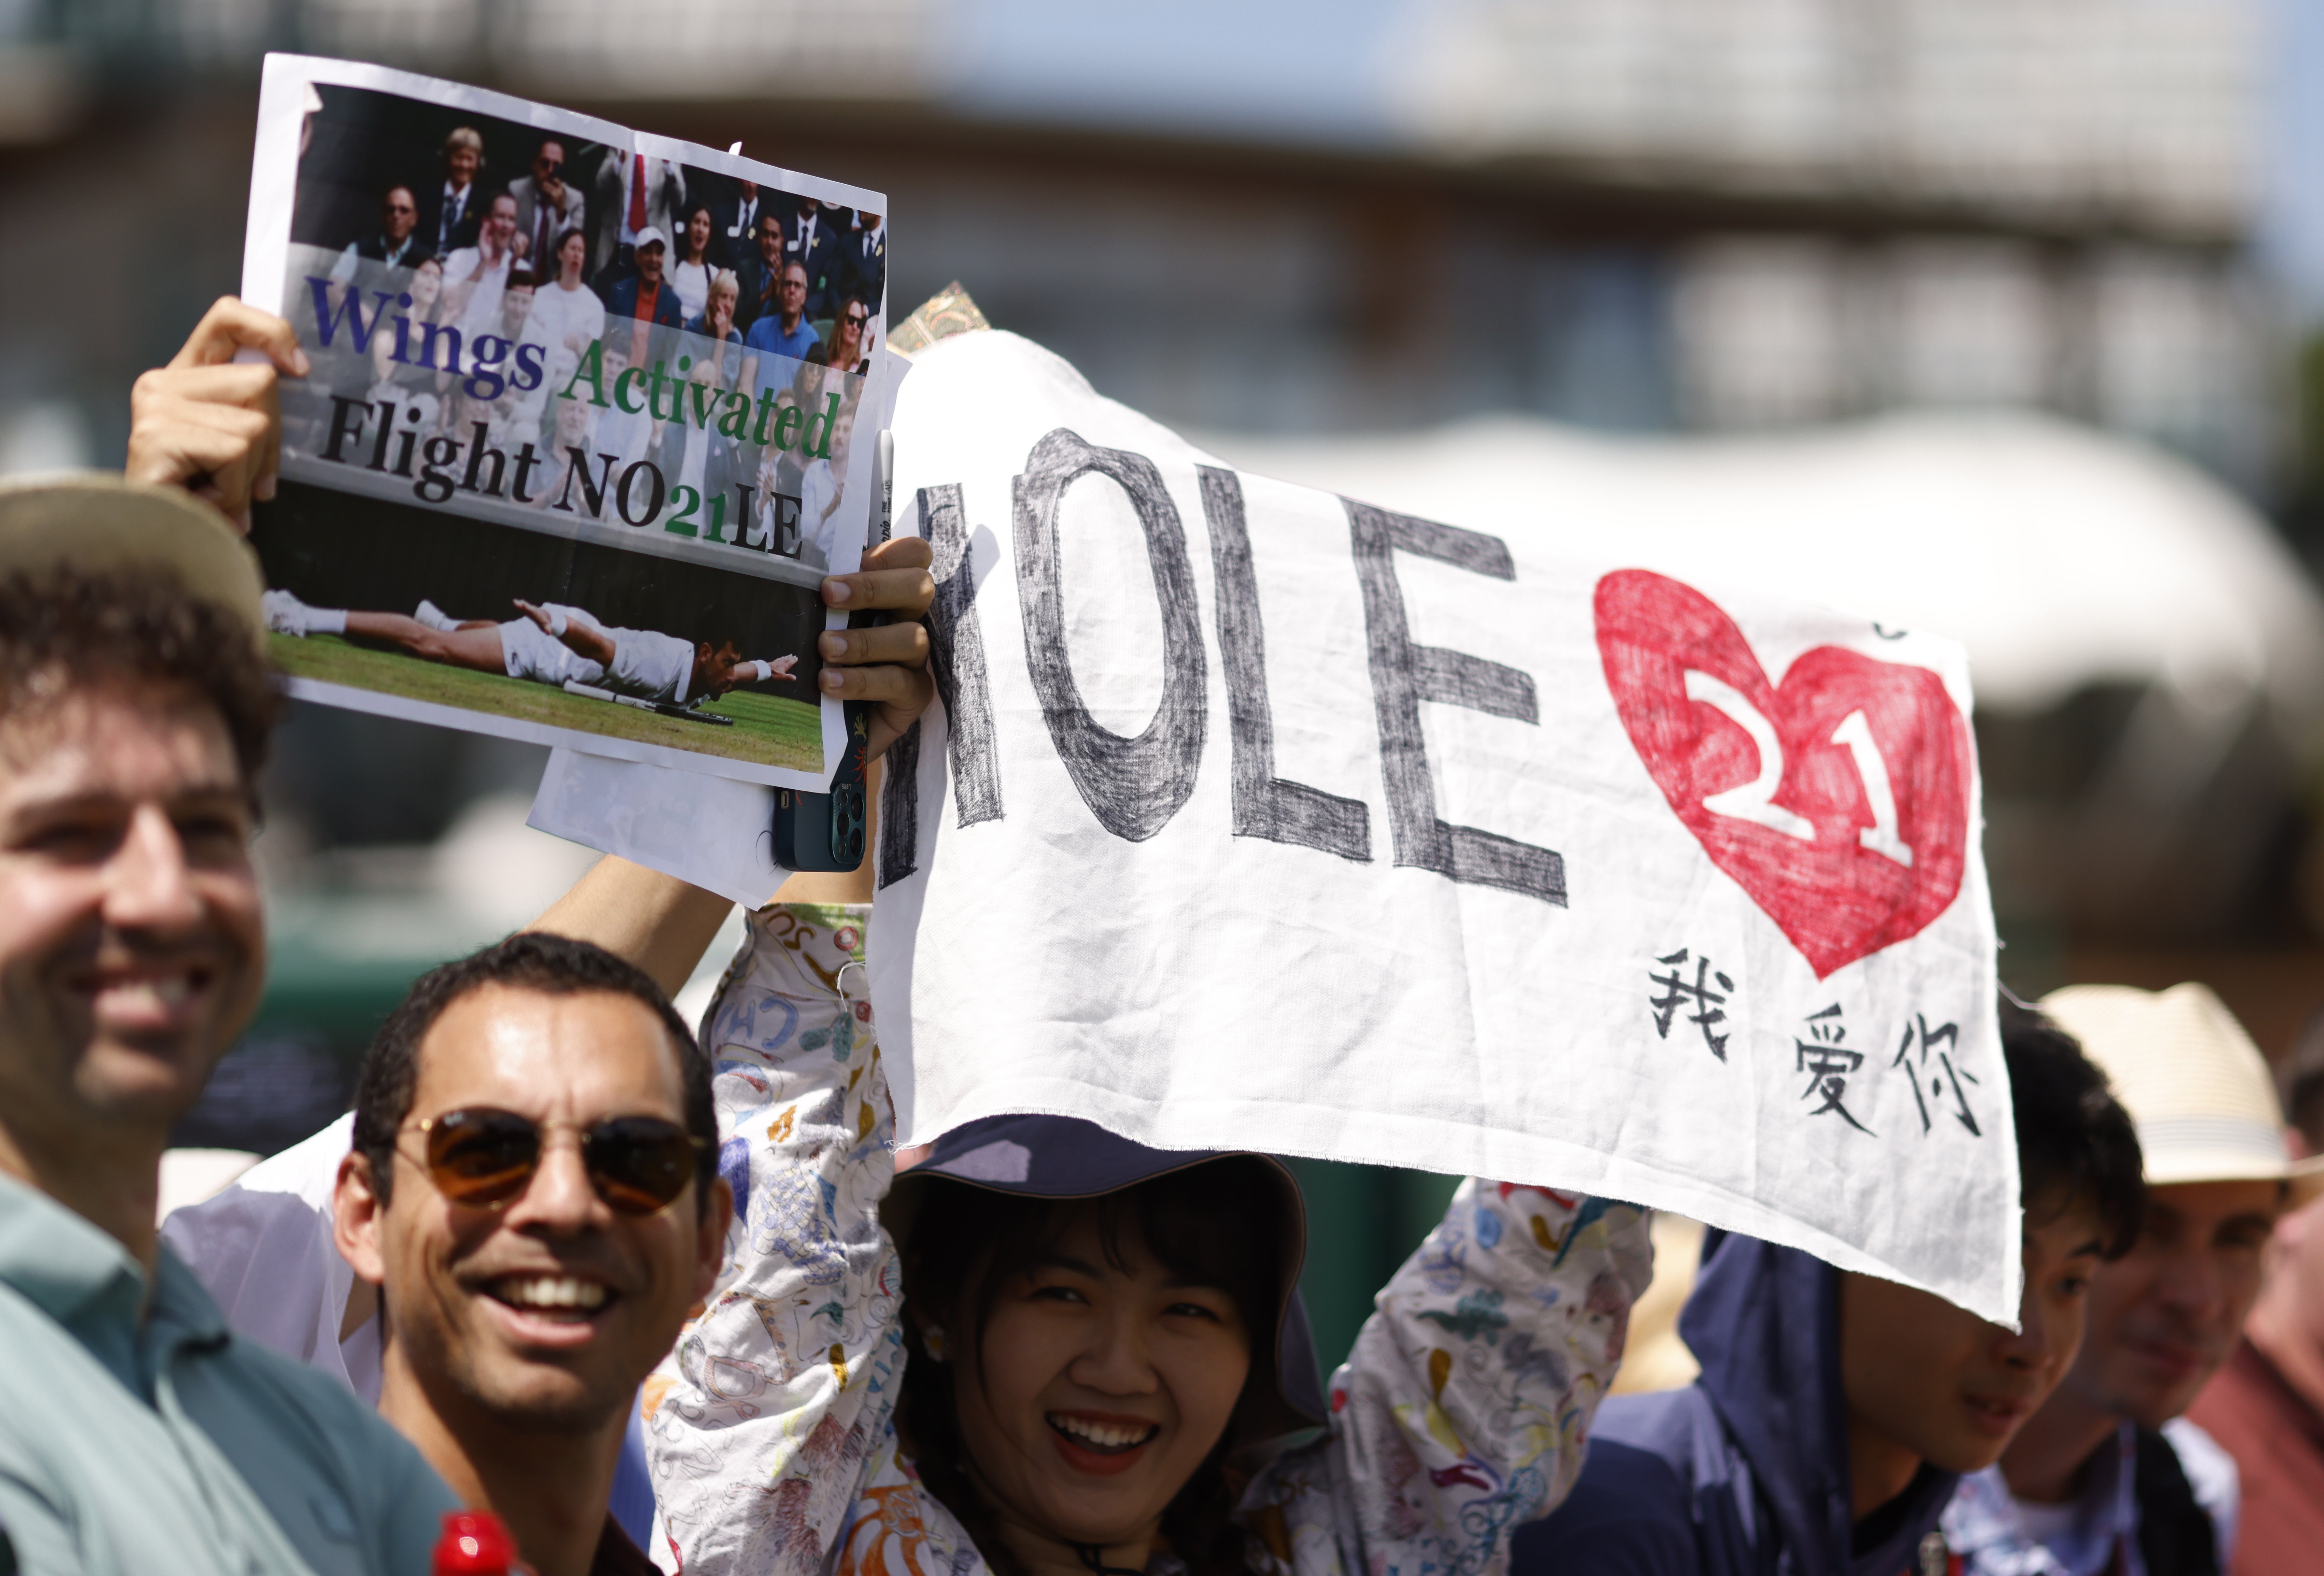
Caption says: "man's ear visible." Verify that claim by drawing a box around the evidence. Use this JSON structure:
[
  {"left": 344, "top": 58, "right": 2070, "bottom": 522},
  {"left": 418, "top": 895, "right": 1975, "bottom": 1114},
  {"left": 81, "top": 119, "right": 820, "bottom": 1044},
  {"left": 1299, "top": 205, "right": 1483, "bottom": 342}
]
[
  {"left": 334, "top": 1149, "right": 390, "bottom": 1288},
  {"left": 692, "top": 1175, "right": 734, "bottom": 1301}
]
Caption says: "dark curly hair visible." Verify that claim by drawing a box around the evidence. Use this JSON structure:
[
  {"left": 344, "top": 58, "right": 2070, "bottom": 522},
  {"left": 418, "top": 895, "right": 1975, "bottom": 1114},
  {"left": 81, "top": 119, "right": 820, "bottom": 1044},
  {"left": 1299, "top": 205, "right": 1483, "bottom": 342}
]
[
  {"left": 0, "top": 563, "right": 279, "bottom": 797},
  {"left": 896, "top": 1160, "right": 1285, "bottom": 1576},
  {"left": 2002, "top": 993, "right": 2147, "bottom": 1257},
  {"left": 350, "top": 931, "right": 716, "bottom": 1208}
]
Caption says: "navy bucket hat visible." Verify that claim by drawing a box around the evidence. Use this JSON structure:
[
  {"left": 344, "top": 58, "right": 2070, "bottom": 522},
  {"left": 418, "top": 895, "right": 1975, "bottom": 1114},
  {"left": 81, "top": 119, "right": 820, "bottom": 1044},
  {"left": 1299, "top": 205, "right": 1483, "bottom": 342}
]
[{"left": 886, "top": 1112, "right": 1329, "bottom": 1439}]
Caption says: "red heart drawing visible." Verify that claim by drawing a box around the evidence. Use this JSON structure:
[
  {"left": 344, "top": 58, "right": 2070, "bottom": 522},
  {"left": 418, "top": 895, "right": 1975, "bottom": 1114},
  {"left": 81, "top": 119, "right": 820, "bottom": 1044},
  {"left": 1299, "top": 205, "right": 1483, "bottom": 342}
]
[{"left": 1594, "top": 569, "right": 1972, "bottom": 980}]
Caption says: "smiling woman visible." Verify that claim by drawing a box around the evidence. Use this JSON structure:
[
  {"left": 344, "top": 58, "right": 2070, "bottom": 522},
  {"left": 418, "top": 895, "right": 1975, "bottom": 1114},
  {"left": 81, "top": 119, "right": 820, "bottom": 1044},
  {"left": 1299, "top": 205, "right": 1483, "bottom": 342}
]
[
  {"left": 644, "top": 905, "right": 1654, "bottom": 1576},
  {"left": 889, "top": 1152, "right": 1291, "bottom": 1576}
]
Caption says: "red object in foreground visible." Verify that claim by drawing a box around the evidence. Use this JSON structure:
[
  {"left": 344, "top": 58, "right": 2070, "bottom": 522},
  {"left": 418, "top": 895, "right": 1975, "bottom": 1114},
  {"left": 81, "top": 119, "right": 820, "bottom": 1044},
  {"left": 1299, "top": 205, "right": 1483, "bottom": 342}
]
[{"left": 433, "top": 1511, "right": 517, "bottom": 1576}]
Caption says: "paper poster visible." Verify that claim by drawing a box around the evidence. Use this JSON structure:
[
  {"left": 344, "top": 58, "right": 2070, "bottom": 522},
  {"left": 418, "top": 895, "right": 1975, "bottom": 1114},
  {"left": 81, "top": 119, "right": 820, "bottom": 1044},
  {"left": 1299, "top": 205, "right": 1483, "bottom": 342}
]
[
  {"left": 528, "top": 745, "right": 787, "bottom": 910},
  {"left": 240, "top": 54, "right": 899, "bottom": 789}
]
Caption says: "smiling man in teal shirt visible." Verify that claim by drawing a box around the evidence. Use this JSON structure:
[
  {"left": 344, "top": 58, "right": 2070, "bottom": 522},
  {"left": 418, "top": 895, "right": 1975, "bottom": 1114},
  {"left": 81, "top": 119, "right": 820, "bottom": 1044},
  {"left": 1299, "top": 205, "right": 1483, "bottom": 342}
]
[{"left": 0, "top": 300, "right": 459, "bottom": 1576}]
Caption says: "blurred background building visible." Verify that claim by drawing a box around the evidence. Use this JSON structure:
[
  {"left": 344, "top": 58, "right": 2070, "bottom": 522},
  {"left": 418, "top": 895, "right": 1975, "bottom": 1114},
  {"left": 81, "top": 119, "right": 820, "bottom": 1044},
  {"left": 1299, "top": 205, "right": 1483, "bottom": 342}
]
[{"left": 9, "top": 0, "right": 2323, "bottom": 1365}]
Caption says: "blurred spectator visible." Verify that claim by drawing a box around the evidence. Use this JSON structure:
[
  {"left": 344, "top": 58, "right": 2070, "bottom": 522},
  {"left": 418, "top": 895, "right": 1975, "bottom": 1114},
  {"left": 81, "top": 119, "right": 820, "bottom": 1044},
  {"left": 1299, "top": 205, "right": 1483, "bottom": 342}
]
[
  {"left": 463, "top": 268, "right": 539, "bottom": 446},
  {"left": 2274, "top": 1009, "right": 2324, "bottom": 1156},
  {"left": 733, "top": 209, "right": 787, "bottom": 334},
  {"left": 841, "top": 208, "right": 885, "bottom": 313},
  {"left": 508, "top": 138, "right": 584, "bottom": 278},
  {"left": 2183, "top": 1007, "right": 2324, "bottom": 1575},
  {"left": 605, "top": 228, "right": 683, "bottom": 365},
  {"left": 670, "top": 202, "right": 716, "bottom": 326},
  {"left": 685, "top": 268, "right": 742, "bottom": 348},
  {"left": 346, "top": 184, "right": 422, "bottom": 268},
  {"left": 785, "top": 194, "right": 843, "bottom": 319},
  {"left": 665, "top": 269, "right": 745, "bottom": 515},
  {"left": 767, "top": 388, "right": 806, "bottom": 503},
  {"left": 525, "top": 227, "right": 606, "bottom": 364},
  {"left": 1946, "top": 984, "right": 2305, "bottom": 1576},
  {"left": 583, "top": 335, "right": 653, "bottom": 472},
  {"left": 807, "top": 293, "right": 870, "bottom": 376},
  {"left": 745, "top": 409, "right": 803, "bottom": 554},
  {"left": 742, "top": 259, "right": 817, "bottom": 368},
  {"left": 710, "top": 178, "right": 762, "bottom": 270},
  {"left": 592, "top": 149, "right": 685, "bottom": 286},
  {"left": 1514, "top": 999, "right": 2146, "bottom": 1576},
  {"left": 797, "top": 402, "right": 854, "bottom": 568},
  {"left": 421, "top": 125, "right": 486, "bottom": 260},
  {"left": 367, "top": 254, "right": 450, "bottom": 430},
  {"left": 443, "top": 191, "right": 523, "bottom": 338},
  {"left": 2189, "top": 1197, "right": 2324, "bottom": 1573},
  {"left": 0, "top": 299, "right": 459, "bottom": 1576},
  {"left": 535, "top": 390, "right": 604, "bottom": 509}
]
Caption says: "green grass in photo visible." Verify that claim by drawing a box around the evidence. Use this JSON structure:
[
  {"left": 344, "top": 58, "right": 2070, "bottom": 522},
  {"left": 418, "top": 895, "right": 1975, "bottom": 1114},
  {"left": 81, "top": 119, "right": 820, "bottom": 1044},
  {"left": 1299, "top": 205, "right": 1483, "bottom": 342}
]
[{"left": 269, "top": 632, "right": 823, "bottom": 772}]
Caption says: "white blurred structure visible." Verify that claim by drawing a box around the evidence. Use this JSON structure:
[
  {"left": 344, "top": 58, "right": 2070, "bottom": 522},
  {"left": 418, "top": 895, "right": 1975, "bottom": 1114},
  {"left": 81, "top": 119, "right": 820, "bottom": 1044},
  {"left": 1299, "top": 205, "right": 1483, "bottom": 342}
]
[
  {"left": 1392, "top": 0, "right": 2260, "bottom": 234},
  {"left": 1213, "top": 409, "right": 2322, "bottom": 729},
  {"left": 0, "top": 398, "right": 93, "bottom": 472},
  {"left": 1672, "top": 242, "right": 2264, "bottom": 466}
]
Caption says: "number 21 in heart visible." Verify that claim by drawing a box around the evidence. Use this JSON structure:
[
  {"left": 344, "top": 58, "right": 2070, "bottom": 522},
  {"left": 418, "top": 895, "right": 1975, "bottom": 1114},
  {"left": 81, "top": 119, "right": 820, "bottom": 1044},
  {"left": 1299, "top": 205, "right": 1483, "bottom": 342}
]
[{"left": 1682, "top": 670, "right": 1915, "bottom": 868}]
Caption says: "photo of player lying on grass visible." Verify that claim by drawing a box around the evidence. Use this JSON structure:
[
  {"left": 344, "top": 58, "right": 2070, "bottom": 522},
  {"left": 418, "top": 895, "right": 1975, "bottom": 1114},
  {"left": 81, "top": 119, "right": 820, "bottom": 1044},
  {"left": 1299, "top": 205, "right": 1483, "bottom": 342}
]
[{"left": 263, "top": 589, "right": 796, "bottom": 712}]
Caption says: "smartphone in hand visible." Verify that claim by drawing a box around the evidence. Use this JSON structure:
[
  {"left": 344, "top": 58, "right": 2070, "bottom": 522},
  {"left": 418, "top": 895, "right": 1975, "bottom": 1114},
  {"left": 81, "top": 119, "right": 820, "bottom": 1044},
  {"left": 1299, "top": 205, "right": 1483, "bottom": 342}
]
[
  {"left": 772, "top": 431, "right": 892, "bottom": 873},
  {"left": 772, "top": 696, "right": 869, "bottom": 872}
]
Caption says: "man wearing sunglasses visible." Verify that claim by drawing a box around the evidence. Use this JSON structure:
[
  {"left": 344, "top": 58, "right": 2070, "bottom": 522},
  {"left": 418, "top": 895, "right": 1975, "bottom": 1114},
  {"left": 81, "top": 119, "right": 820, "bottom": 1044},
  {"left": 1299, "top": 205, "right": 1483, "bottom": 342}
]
[
  {"left": 510, "top": 139, "right": 585, "bottom": 283},
  {"left": 327, "top": 931, "right": 726, "bottom": 1576}
]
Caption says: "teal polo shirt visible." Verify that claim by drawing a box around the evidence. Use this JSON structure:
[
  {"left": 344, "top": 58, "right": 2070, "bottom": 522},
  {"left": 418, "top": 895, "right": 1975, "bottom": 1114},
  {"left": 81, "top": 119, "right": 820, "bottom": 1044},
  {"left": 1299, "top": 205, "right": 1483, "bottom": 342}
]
[{"left": 0, "top": 1172, "right": 458, "bottom": 1576}]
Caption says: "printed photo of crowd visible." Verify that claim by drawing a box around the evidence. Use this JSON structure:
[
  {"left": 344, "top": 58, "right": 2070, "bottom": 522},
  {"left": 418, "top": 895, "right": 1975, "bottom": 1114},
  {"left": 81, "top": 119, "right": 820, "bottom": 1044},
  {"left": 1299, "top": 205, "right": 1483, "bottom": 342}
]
[{"left": 279, "top": 82, "right": 883, "bottom": 571}]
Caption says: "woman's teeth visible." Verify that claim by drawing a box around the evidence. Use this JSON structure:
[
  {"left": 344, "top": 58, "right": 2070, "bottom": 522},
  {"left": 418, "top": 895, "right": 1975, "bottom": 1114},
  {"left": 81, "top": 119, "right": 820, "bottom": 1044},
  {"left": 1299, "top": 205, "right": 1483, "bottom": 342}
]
[
  {"left": 492, "top": 1275, "right": 609, "bottom": 1314},
  {"left": 1048, "top": 1414, "right": 1157, "bottom": 1452}
]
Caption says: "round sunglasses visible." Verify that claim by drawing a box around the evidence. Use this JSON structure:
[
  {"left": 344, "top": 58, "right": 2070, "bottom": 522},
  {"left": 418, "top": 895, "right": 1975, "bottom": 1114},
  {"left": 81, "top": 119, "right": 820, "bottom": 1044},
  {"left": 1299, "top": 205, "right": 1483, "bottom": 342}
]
[{"left": 401, "top": 1107, "right": 706, "bottom": 1216}]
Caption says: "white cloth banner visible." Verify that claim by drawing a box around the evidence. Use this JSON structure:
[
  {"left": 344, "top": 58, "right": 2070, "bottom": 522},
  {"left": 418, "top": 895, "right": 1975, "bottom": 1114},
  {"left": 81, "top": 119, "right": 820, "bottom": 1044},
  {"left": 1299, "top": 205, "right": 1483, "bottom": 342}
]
[
  {"left": 532, "top": 327, "right": 2016, "bottom": 1318},
  {"left": 866, "top": 330, "right": 2015, "bottom": 1320}
]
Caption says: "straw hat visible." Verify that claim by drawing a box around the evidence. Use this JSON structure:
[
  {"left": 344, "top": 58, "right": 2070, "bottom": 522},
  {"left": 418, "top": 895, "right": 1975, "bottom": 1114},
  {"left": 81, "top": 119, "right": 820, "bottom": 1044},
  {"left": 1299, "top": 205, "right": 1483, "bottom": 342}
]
[
  {"left": 2042, "top": 982, "right": 2324, "bottom": 1205},
  {"left": 0, "top": 473, "right": 263, "bottom": 647}
]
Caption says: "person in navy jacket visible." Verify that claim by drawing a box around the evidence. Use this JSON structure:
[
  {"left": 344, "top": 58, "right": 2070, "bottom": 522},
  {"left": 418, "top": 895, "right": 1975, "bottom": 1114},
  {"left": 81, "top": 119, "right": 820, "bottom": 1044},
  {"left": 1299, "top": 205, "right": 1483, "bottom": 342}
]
[
  {"left": 1512, "top": 1002, "right": 2146, "bottom": 1576},
  {"left": 709, "top": 180, "right": 766, "bottom": 271},
  {"left": 785, "top": 197, "right": 845, "bottom": 319},
  {"left": 839, "top": 210, "right": 886, "bottom": 314}
]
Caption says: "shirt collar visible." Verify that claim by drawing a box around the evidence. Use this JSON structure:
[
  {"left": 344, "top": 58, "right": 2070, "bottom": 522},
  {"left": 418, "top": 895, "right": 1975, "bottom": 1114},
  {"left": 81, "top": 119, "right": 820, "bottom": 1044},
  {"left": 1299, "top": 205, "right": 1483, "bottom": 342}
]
[
  {"left": 0, "top": 1171, "right": 233, "bottom": 1399},
  {"left": 1943, "top": 1426, "right": 2138, "bottom": 1574},
  {"left": 0, "top": 1168, "right": 147, "bottom": 1326}
]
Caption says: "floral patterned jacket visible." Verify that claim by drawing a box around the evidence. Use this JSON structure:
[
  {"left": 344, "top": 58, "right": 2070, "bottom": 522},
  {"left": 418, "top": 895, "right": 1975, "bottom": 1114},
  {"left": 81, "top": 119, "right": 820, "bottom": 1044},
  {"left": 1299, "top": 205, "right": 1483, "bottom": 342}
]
[{"left": 643, "top": 903, "right": 1652, "bottom": 1576}]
